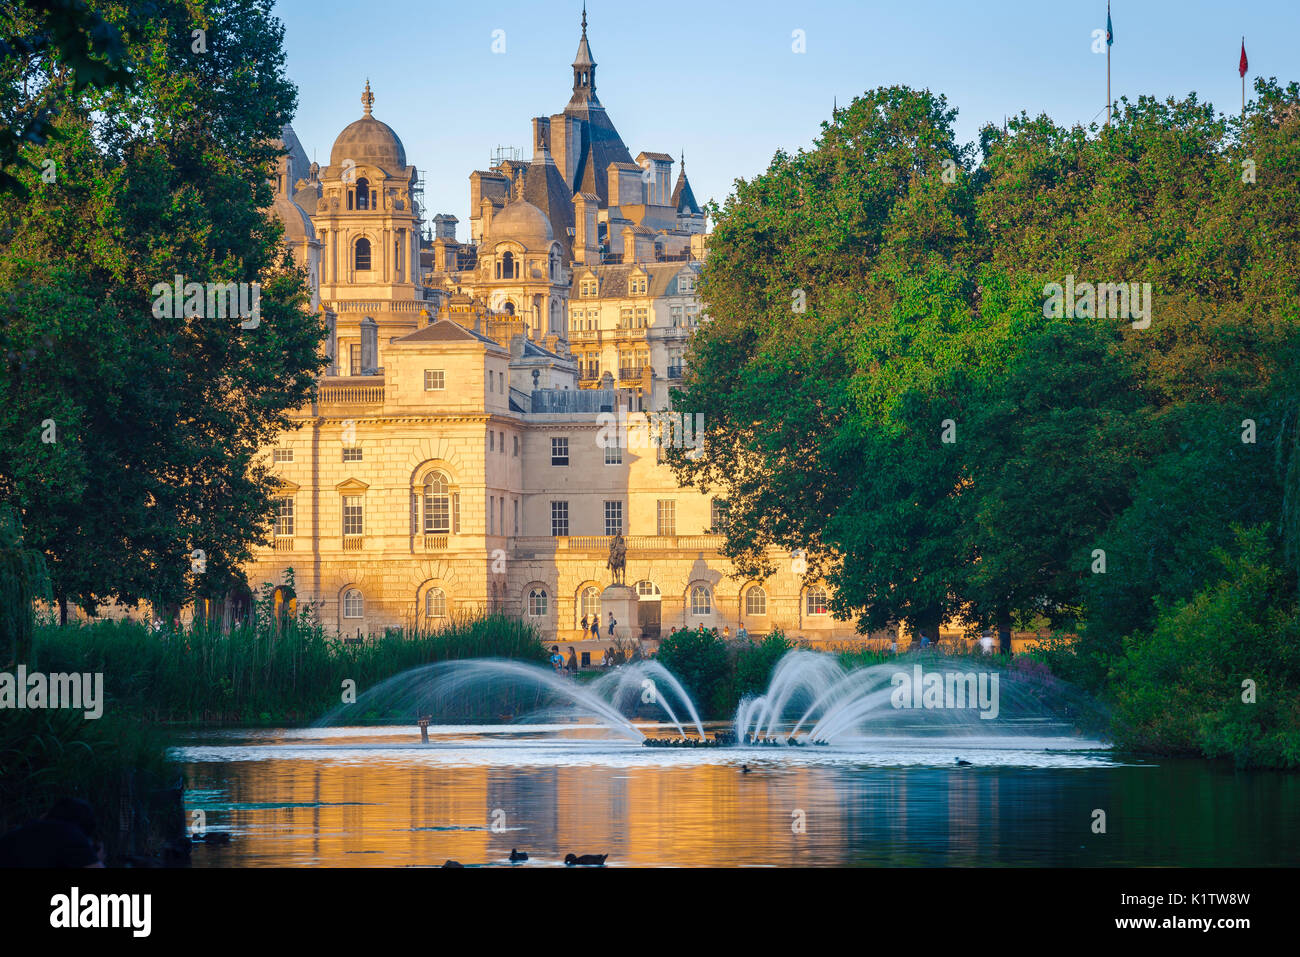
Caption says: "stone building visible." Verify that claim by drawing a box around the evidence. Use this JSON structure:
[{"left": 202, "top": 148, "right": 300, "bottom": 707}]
[{"left": 250, "top": 10, "right": 872, "bottom": 648}]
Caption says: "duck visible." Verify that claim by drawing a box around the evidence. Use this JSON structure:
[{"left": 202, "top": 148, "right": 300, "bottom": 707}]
[
  {"left": 509, "top": 848, "right": 528, "bottom": 862},
  {"left": 442, "top": 859, "right": 464, "bottom": 867},
  {"left": 741, "top": 764, "right": 752, "bottom": 774},
  {"left": 954, "top": 758, "right": 973, "bottom": 767},
  {"left": 564, "top": 853, "right": 608, "bottom": 866}
]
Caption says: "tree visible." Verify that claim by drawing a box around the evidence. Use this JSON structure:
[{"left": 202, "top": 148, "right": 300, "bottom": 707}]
[{"left": 0, "top": 0, "right": 325, "bottom": 616}]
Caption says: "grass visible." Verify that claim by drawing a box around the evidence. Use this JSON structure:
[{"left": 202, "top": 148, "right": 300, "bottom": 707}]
[{"left": 34, "top": 612, "right": 550, "bottom": 725}]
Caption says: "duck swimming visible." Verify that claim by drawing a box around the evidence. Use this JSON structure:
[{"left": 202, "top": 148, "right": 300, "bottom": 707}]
[
  {"left": 509, "top": 848, "right": 528, "bottom": 862},
  {"left": 564, "top": 853, "right": 608, "bottom": 866}
]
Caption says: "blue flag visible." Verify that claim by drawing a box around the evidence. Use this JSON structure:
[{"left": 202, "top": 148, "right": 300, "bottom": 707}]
[{"left": 1107, "top": 4, "right": 1113, "bottom": 46}]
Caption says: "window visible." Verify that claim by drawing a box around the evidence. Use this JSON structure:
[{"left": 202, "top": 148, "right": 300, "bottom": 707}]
[
  {"left": 354, "top": 237, "right": 371, "bottom": 270},
  {"left": 489, "top": 496, "right": 495, "bottom": 533},
  {"left": 656, "top": 500, "right": 676, "bottom": 537},
  {"left": 551, "top": 437, "right": 569, "bottom": 466},
  {"left": 635, "top": 581, "right": 661, "bottom": 597},
  {"left": 489, "top": 431, "right": 495, "bottom": 452},
  {"left": 635, "top": 307, "right": 648, "bottom": 327},
  {"left": 513, "top": 499, "right": 519, "bottom": 535},
  {"left": 343, "top": 447, "right": 362, "bottom": 463},
  {"left": 805, "top": 586, "right": 829, "bottom": 616},
  {"left": 513, "top": 435, "right": 519, "bottom": 457},
  {"left": 425, "top": 587, "right": 446, "bottom": 618},
  {"left": 604, "top": 500, "right": 623, "bottom": 536},
  {"left": 275, "top": 496, "right": 295, "bottom": 536},
  {"left": 619, "top": 307, "right": 633, "bottom": 328},
  {"left": 424, "top": 369, "right": 445, "bottom": 391},
  {"left": 550, "top": 501, "right": 569, "bottom": 537},
  {"left": 342, "top": 496, "right": 364, "bottom": 536},
  {"left": 273, "top": 448, "right": 293, "bottom": 463},
  {"left": 355, "top": 177, "right": 370, "bottom": 210},
  {"left": 604, "top": 442, "right": 622, "bottom": 465},
  {"left": 631, "top": 277, "right": 647, "bottom": 295},
  {"left": 580, "top": 279, "right": 598, "bottom": 297},
  {"left": 679, "top": 274, "right": 695, "bottom": 294},
  {"left": 745, "top": 585, "right": 767, "bottom": 617},
  {"left": 580, "top": 586, "right": 601, "bottom": 621},
  {"left": 424, "top": 472, "right": 450, "bottom": 533},
  {"left": 350, "top": 344, "right": 361, "bottom": 376},
  {"left": 710, "top": 499, "right": 729, "bottom": 532},
  {"left": 528, "top": 588, "right": 548, "bottom": 617},
  {"left": 343, "top": 589, "right": 363, "bottom": 618},
  {"left": 690, "top": 585, "right": 712, "bottom": 616},
  {"left": 670, "top": 305, "right": 683, "bottom": 326}
]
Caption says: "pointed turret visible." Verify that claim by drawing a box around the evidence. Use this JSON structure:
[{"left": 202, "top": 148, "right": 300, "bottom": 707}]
[
  {"left": 570, "top": 2, "right": 598, "bottom": 105},
  {"left": 671, "top": 153, "right": 700, "bottom": 215}
]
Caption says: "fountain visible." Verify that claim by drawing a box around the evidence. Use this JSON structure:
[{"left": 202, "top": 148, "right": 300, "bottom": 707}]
[{"left": 313, "top": 648, "right": 1106, "bottom": 754}]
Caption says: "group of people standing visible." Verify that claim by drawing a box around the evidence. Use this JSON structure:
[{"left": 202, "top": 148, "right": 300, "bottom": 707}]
[{"left": 578, "top": 612, "right": 617, "bottom": 639}]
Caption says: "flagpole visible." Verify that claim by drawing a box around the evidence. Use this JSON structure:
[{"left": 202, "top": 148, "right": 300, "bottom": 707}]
[
  {"left": 1106, "top": 3, "right": 1112, "bottom": 126},
  {"left": 1242, "top": 36, "right": 1246, "bottom": 119}
]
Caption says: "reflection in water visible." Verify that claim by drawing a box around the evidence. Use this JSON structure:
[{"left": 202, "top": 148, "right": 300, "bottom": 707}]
[{"left": 175, "top": 727, "right": 1300, "bottom": 867}]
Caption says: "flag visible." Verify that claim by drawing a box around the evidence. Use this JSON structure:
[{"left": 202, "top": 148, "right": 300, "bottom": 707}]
[
  {"left": 1239, "top": 39, "right": 1248, "bottom": 78},
  {"left": 1106, "top": 3, "right": 1113, "bottom": 46}
]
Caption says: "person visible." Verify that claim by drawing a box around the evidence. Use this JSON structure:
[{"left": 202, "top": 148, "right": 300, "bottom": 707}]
[
  {"left": 890, "top": 637, "right": 898, "bottom": 655},
  {"left": 919, "top": 633, "right": 930, "bottom": 648},
  {"left": 722, "top": 626, "right": 731, "bottom": 639},
  {"left": 549, "top": 645, "right": 564, "bottom": 671},
  {"left": 0, "top": 798, "right": 104, "bottom": 868},
  {"left": 736, "top": 624, "right": 748, "bottom": 641},
  {"left": 607, "top": 612, "right": 616, "bottom": 638},
  {"left": 580, "top": 614, "right": 589, "bottom": 634},
  {"left": 590, "top": 616, "right": 600, "bottom": 639},
  {"left": 566, "top": 646, "right": 578, "bottom": 672},
  {"left": 980, "top": 633, "right": 994, "bottom": 654}
]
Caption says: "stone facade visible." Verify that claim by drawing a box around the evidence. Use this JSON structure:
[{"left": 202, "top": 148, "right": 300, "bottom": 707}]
[{"left": 249, "top": 10, "right": 876, "bottom": 646}]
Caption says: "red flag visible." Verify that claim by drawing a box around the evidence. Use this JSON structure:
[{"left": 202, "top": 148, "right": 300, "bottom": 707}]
[{"left": 1239, "top": 39, "right": 1248, "bottom": 78}]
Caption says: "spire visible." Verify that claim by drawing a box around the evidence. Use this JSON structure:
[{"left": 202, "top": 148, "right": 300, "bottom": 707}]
[
  {"left": 361, "top": 79, "right": 374, "bottom": 117},
  {"left": 572, "top": 4, "right": 596, "bottom": 98}
]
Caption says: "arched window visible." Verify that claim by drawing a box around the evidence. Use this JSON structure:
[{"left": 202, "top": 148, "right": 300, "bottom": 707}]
[
  {"left": 425, "top": 587, "right": 446, "bottom": 619},
  {"left": 635, "top": 581, "right": 661, "bottom": 598},
  {"left": 423, "top": 472, "right": 450, "bottom": 533},
  {"left": 580, "top": 586, "right": 601, "bottom": 622},
  {"left": 805, "top": 586, "right": 829, "bottom": 616},
  {"left": 354, "top": 237, "right": 371, "bottom": 270},
  {"left": 745, "top": 585, "right": 767, "bottom": 616},
  {"left": 355, "top": 177, "right": 369, "bottom": 210},
  {"left": 504, "top": 301, "right": 516, "bottom": 316},
  {"left": 528, "top": 588, "right": 548, "bottom": 617},
  {"left": 343, "top": 589, "right": 363, "bottom": 619},
  {"left": 500, "top": 251, "right": 515, "bottom": 279},
  {"left": 690, "top": 585, "right": 712, "bottom": 616}
]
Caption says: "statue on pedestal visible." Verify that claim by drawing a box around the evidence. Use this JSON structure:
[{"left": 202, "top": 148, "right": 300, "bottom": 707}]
[{"left": 606, "top": 532, "right": 626, "bottom": 586}]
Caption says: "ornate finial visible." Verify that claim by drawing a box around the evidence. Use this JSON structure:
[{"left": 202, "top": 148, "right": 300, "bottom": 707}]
[
  {"left": 582, "top": 1, "right": 587, "bottom": 35},
  {"left": 361, "top": 79, "right": 374, "bottom": 116}
]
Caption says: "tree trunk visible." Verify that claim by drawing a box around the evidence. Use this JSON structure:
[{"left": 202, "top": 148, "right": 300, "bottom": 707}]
[
  {"left": 58, "top": 594, "right": 68, "bottom": 627},
  {"left": 997, "top": 606, "right": 1012, "bottom": 655}
]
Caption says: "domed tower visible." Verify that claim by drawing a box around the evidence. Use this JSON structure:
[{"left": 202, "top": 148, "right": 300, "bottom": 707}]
[
  {"left": 312, "top": 82, "right": 425, "bottom": 372},
  {"left": 479, "top": 178, "right": 570, "bottom": 351}
]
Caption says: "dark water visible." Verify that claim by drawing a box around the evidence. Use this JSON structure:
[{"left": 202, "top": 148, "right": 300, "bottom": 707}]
[{"left": 174, "top": 726, "right": 1300, "bottom": 867}]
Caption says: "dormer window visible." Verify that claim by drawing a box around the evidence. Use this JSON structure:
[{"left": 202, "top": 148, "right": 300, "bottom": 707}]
[
  {"left": 631, "top": 276, "right": 647, "bottom": 295},
  {"left": 580, "top": 278, "right": 598, "bottom": 297}
]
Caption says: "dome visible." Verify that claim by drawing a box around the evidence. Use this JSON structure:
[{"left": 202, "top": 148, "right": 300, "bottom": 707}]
[
  {"left": 491, "top": 198, "right": 554, "bottom": 250},
  {"left": 328, "top": 82, "right": 406, "bottom": 172},
  {"left": 273, "top": 193, "right": 316, "bottom": 242},
  {"left": 329, "top": 115, "right": 407, "bottom": 172}
]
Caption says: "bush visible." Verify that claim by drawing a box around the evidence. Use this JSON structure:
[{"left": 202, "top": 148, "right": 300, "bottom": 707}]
[
  {"left": 1108, "top": 526, "right": 1300, "bottom": 768},
  {"left": 655, "top": 628, "right": 731, "bottom": 719}
]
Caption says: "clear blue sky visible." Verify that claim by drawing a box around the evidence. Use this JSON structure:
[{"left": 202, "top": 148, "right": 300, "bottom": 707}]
[{"left": 274, "top": 0, "right": 1298, "bottom": 238}]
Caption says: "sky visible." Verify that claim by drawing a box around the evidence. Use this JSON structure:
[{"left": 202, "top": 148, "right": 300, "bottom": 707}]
[{"left": 273, "top": 0, "right": 1299, "bottom": 237}]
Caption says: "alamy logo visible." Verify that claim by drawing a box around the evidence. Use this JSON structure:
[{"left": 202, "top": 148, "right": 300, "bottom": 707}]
[
  {"left": 595, "top": 406, "right": 704, "bottom": 451},
  {"left": 890, "top": 664, "right": 1000, "bottom": 719},
  {"left": 50, "top": 888, "right": 151, "bottom": 937},
  {"left": 151, "top": 274, "right": 261, "bottom": 328},
  {"left": 1042, "top": 274, "right": 1152, "bottom": 329},
  {"left": 0, "top": 666, "right": 104, "bottom": 719}
]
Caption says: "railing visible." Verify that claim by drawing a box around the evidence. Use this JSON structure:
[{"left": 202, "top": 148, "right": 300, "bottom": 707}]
[
  {"left": 319, "top": 383, "right": 384, "bottom": 404},
  {"left": 342, "top": 536, "right": 364, "bottom": 551},
  {"left": 561, "top": 535, "right": 723, "bottom": 552},
  {"left": 274, "top": 537, "right": 295, "bottom": 552},
  {"left": 328, "top": 300, "right": 429, "bottom": 313},
  {"left": 423, "top": 535, "right": 449, "bottom": 550},
  {"left": 666, "top": 365, "right": 683, "bottom": 379}
]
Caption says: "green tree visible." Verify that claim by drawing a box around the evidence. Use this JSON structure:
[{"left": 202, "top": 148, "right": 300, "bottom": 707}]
[{"left": 0, "top": 0, "right": 325, "bottom": 617}]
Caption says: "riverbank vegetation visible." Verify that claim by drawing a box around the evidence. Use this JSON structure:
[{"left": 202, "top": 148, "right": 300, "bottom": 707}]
[{"left": 672, "top": 82, "right": 1300, "bottom": 768}]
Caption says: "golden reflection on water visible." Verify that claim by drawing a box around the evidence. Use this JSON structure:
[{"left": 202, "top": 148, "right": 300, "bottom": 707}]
[{"left": 180, "top": 744, "right": 1300, "bottom": 867}]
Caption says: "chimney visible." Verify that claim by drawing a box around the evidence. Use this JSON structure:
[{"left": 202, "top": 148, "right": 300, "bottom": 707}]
[
  {"left": 573, "top": 193, "right": 599, "bottom": 265},
  {"left": 359, "top": 317, "right": 379, "bottom": 375}
]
